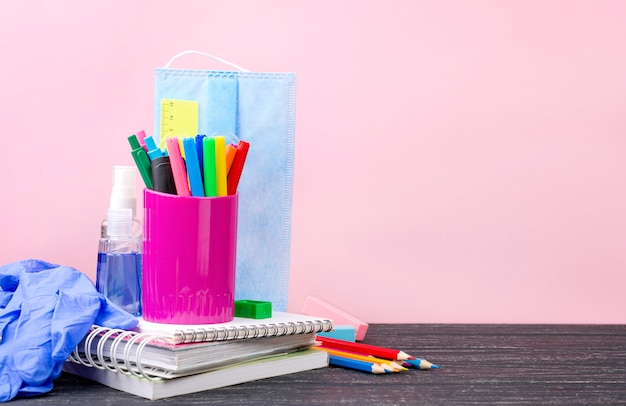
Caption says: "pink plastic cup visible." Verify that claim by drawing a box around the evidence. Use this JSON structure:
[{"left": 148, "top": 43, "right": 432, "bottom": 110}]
[{"left": 142, "top": 189, "right": 238, "bottom": 324}]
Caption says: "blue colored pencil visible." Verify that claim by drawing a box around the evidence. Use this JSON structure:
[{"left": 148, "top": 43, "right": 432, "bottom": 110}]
[
  {"left": 404, "top": 358, "right": 439, "bottom": 369},
  {"left": 328, "top": 355, "right": 387, "bottom": 374}
]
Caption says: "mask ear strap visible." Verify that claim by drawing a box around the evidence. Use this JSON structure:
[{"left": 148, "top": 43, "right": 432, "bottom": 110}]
[{"left": 164, "top": 50, "right": 250, "bottom": 72}]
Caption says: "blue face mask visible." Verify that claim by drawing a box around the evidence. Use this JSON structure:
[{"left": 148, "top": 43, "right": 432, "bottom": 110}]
[{"left": 154, "top": 51, "right": 296, "bottom": 311}]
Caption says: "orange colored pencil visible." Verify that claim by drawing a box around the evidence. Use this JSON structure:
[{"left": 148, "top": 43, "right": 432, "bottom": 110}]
[{"left": 312, "top": 346, "right": 404, "bottom": 372}]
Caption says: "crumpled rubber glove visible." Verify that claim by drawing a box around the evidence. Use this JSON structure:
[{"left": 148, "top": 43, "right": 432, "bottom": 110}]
[{"left": 0, "top": 259, "right": 138, "bottom": 401}]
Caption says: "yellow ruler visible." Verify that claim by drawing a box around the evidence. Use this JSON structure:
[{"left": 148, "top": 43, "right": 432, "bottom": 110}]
[{"left": 159, "top": 99, "right": 199, "bottom": 151}]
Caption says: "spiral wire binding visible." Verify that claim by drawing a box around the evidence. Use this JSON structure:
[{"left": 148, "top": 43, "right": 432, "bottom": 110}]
[
  {"left": 67, "top": 319, "right": 333, "bottom": 379},
  {"left": 170, "top": 319, "right": 333, "bottom": 344}
]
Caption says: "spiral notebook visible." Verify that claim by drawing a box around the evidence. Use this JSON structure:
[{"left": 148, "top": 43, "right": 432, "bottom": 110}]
[
  {"left": 64, "top": 349, "right": 328, "bottom": 400},
  {"left": 66, "top": 312, "right": 333, "bottom": 380},
  {"left": 133, "top": 311, "right": 333, "bottom": 344}
]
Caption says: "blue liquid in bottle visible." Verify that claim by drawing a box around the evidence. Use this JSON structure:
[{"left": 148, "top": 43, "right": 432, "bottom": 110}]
[
  {"left": 97, "top": 208, "right": 142, "bottom": 316},
  {"left": 96, "top": 251, "right": 142, "bottom": 316}
]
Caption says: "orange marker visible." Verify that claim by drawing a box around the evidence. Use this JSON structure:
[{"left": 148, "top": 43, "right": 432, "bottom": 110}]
[{"left": 225, "top": 144, "right": 237, "bottom": 174}]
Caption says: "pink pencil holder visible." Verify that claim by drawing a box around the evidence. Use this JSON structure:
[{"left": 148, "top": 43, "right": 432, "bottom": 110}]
[{"left": 142, "top": 189, "right": 238, "bottom": 324}]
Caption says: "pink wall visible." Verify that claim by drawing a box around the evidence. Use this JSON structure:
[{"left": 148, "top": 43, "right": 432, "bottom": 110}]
[{"left": 1, "top": 1, "right": 625, "bottom": 323}]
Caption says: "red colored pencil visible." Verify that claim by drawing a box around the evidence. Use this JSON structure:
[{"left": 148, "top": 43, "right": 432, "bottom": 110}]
[{"left": 316, "top": 336, "right": 415, "bottom": 361}]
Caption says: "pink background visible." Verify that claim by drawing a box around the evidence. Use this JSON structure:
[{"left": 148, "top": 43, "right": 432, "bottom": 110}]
[{"left": 1, "top": 1, "right": 625, "bottom": 323}]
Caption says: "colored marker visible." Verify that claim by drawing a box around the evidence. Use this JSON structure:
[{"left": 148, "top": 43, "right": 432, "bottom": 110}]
[
  {"left": 227, "top": 140, "right": 250, "bottom": 195},
  {"left": 150, "top": 156, "right": 176, "bottom": 195},
  {"left": 328, "top": 355, "right": 387, "bottom": 374},
  {"left": 144, "top": 135, "right": 165, "bottom": 160},
  {"left": 202, "top": 137, "right": 217, "bottom": 197},
  {"left": 182, "top": 137, "right": 204, "bottom": 197},
  {"left": 135, "top": 130, "right": 148, "bottom": 152},
  {"left": 225, "top": 144, "right": 237, "bottom": 174},
  {"left": 214, "top": 136, "right": 227, "bottom": 196},
  {"left": 195, "top": 134, "right": 206, "bottom": 182},
  {"left": 128, "top": 134, "right": 152, "bottom": 189},
  {"left": 166, "top": 137, "right": 190, "bottom": 196}
]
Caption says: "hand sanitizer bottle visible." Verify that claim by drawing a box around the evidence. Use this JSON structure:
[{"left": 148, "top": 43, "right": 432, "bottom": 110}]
[
  {"left": 96, "top": 207, "right": 142, "bottom": 316},
  {"left": 101, "top": 166, "right": 142, "bottom": 239}
]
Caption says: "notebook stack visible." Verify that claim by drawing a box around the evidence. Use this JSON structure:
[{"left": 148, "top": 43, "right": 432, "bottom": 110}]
[{"left": 64, "top": 312, "right": 333, "bottom": 400}]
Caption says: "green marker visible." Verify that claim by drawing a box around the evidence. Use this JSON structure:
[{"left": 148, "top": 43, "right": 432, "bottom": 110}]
[
  {"left": 202, "top": 136, "right": 217, "bottom": 196},
  {"left": 128, "top": 134, "right": 153, "bottom": 189}
]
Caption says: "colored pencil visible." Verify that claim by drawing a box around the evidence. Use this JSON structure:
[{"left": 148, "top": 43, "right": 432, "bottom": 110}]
[
  {"left": 404, "top": 358, "right": 440, "bottom": 370},
  {"left": 328, "top": 355, "right": 387, "bottom": 374},
  {"left": 316, "top": 346, "right": 407, "bottom": 371},
  {"left": 312, "top": 347, "right": 403, "bottom": 372},
  {"left": 316, "top": 336, "right": 414, "bottom": 361}
]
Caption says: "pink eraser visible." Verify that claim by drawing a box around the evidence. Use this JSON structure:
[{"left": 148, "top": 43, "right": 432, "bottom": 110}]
[{"left": 302, "top": 296, "right": 369, "bottom": 341}]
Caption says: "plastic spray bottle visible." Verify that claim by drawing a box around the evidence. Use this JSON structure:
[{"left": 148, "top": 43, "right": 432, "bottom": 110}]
[
  {"left": 96, "top": 165, "right": 142, "bottom": 315},
  {"left": 96, "top": 207, "right": 142, "bottom": 315}
]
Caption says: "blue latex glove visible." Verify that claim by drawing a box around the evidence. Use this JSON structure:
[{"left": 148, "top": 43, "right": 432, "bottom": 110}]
[{"left": 0, "top": 259, "right": 138, "bottom": 401}]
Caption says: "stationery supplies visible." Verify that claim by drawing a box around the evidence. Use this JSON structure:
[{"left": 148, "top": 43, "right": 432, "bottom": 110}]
[
  {"left": 142, "top": 189, "right": 238, "bottom": 324},
  {"left": 214, "top": 135, "right": 227, "bottom": 196},
  {"left": 227, "top": 140, "right": 249, "bottom": 196},
  {"left": 234, "top": 300, "right": 272, "bottom": 319},
  {"left": 134, "top": 311, "right": 333, "bottom": 344},
  {"left": 150, "top": 156, "right": 176, "bottom": 194},
  {"left": 63, "top": 311, "right": 333, "bottom": 399},
  {"left": 159, "top": 98, "right": 199, "bottom": 144},
  {"left": 154, "top": 51, "right": 296, "bottom": 311},
  {"left": 315, "top": 336, "right": 439, "bottom": 369},
  {"left": 327, "top": 355, "right": 386, "bottom": 375},
  {"left": 202, "top": 136, "right": 218, "bottom": 196},
  {"left": 303, "top": 296, "right": 369, "bottom": 340},
  {"left": 315, "top": 336, "right": 414, "bottom": 361},
  {"left": 181, "top": 137, "right": 205, "bottom": 197},
  {"left": 318, "top": 325, "right": 357, "bottom": 342},
  {"left": 313, "top": 347, "right": 403, "bottom": 372},
  {"left": 64, "top": 349, "right": 328, "bottom": 400},
  {"left": 127, "top": 134, "right": 152, "bottom": 189},
  {"left": 166, "top": 137, "right": 190, "bottom": 196}
]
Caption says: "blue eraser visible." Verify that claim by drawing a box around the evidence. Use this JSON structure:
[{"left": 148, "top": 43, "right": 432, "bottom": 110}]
[{"left": 317, "top": 325, "right": 356, "bottom": 342}]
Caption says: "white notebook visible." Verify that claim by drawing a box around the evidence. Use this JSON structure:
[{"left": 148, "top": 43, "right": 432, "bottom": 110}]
[
  {"left": 64, "top": 349, "right": 328, "bottom": 400},
  {"left": 66, "top": 312, "right": 333, "bottom": 379},
  {"left": 133, "top": 311, "right": 333, "bottom": 344}
]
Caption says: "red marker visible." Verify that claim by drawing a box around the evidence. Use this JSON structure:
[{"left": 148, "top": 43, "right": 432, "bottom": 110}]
[{"left": 227, "top": 141, "right": 249, "bottom": 195}]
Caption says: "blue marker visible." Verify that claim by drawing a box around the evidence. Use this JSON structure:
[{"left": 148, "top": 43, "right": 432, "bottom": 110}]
[
  {"left": 182, "top": 137, "right": 205, "bottom": 197},
  {"left": 144, "top": 136, "right": 165, "bottom": 160},
  {"left": 195, "top": 134, "right": 206, "bottom": 181}
]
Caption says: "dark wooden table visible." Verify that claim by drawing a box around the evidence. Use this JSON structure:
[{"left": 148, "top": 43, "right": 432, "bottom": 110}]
[{"left": 11, "top": 324, "right": 626, "bottom": 405}]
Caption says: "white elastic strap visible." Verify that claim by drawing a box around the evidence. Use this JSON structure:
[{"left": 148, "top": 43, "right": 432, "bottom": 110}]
[{"left": 164, "top": 50, "right": 250, "bottom": 72}]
